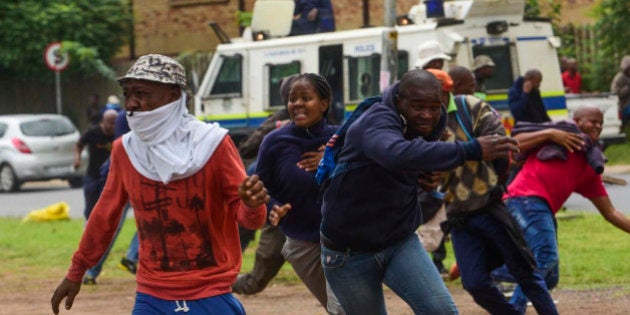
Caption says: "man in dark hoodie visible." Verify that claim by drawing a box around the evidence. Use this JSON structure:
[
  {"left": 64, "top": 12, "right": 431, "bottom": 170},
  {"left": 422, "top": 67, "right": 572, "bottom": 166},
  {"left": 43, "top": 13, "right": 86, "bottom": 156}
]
[
  {"left": 508, "top": 69, "right": 551, "bottom": 124},
  {"left": 319, "top": 69, "right": 519, "bottom": 314}
]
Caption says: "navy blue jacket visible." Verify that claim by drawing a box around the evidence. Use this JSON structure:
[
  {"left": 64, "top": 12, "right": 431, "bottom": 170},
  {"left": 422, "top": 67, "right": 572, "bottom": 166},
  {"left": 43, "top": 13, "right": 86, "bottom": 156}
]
[
  {"left": 508, "top": 76, "right": 551, "bottom": 123},
  {"left": 320, "top": 82, "right": 481, "bottom": 252},
  {"left": 256, "top": 119, "right": 337, "bottom": 242}
]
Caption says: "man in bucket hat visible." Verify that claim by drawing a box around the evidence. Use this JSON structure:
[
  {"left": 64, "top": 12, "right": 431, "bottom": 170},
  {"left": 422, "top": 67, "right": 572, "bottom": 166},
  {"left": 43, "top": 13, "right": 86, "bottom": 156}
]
[
  {"left": 51, "top": 54, "right": 270, "bottom": 314},
  {"left": 472, "top": 55, "right": 496, "bottom": 100},
  {"left": 415, "top": 40, "right": 451, "bottom": 70}
]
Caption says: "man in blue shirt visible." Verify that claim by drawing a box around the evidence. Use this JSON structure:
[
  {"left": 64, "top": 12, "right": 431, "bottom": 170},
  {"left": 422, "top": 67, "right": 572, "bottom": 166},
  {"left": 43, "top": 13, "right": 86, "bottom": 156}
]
[{"left": 508, "top": 69, "right": 551, "bottom": 124}]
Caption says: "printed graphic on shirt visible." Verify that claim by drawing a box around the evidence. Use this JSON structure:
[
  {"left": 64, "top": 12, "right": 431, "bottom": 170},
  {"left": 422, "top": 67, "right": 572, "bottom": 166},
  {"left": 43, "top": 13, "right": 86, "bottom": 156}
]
[{"left": 135, "top": 179, "right": 217, "bottom": 272}]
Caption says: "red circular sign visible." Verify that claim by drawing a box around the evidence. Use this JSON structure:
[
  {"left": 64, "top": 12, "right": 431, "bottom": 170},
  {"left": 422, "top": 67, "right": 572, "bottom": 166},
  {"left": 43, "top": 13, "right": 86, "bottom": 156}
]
[{"left": 44, "top": 42, "right": 69, "bottom": 72}]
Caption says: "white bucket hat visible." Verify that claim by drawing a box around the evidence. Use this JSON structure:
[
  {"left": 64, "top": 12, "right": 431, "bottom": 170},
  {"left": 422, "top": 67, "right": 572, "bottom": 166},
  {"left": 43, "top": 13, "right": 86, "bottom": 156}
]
[{"left": 415, "top": 40, "right": 451, "bottom": 68}]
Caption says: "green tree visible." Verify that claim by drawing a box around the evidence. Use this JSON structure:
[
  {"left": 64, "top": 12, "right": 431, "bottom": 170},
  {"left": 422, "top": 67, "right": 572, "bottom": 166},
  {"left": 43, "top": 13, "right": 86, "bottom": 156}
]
[
  {"left": 0, "top": 0, "right": 131, "bottom": 78},
  {"left": 592, "top": 0, "right": 630, "bottom": 92},
  {"left": 525, "top": 0, "right": 542, "bottom": 17}
]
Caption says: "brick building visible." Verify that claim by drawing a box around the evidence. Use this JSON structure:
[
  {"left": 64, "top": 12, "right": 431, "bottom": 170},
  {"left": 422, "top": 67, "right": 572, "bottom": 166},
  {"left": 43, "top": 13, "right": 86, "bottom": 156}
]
[
  {"left": 130, "top": 0, "right": 597, "bottom": 57},
  {"left": 131, "top": 0, "right": 417, "bottom": 56}
]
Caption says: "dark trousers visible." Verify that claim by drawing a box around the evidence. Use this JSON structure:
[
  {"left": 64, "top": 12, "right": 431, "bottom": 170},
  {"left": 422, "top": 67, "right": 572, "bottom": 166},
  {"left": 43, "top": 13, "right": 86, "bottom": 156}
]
[
  {"left": 82, "top": 174, "right": 104, "bottom": 220},
  {"left": 432, "top": 237, "right": 447, "bottom": 272},
  {"left": 233, "top": 223, "right": 287, "bottom": 295},
  {"left": 238, "top": 225, "right": 257, "bottom": 252},
  {"left": 451, "top": 211, "right": 558, "bottom": 315}
]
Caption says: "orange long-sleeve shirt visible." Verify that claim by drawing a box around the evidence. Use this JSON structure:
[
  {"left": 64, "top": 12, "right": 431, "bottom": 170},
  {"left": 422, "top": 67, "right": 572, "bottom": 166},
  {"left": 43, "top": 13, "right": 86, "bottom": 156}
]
[{"left": 66, "top": 136, "right": 266, "bottom": 300}]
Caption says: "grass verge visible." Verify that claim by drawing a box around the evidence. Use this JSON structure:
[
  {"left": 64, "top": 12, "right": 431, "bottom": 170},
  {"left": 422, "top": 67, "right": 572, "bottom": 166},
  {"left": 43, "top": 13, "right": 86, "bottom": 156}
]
[
  {"left": 604, "top": 141, "right": 630, "bottom": 165},
  {"left": 1, "top": 212, "right": 629, "bottom": 290}
]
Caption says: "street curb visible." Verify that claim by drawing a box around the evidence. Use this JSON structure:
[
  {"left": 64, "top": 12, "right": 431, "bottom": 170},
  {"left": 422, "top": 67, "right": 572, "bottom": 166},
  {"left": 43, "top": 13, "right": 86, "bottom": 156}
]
[{"left": 604, "top": 165, "right": 630, "bottom": 175}]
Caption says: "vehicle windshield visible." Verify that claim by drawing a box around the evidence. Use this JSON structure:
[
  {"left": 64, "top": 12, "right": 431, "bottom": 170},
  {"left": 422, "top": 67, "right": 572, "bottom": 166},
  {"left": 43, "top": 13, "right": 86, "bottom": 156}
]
[{"left": 20, "top": 117, "right": 76, "bottom": 137}]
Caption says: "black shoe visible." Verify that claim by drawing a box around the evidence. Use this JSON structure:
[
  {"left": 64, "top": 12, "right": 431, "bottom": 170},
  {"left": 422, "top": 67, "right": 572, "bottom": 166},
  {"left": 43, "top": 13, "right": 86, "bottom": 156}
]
[
  {"left": 118, "top": 257, "right": 137, "bottom": 274},
  {"left": 434, "top": 262, "right": 448, "bottom": 275},
  {"left": 82, "top": 275, "right": 96, "bottom": 285}
]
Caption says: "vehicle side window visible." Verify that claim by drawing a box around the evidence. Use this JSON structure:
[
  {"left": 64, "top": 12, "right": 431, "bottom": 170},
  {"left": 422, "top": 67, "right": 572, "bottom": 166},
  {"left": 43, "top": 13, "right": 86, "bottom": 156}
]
[
  {"left": 21, "top": 118, "right": 75, "bottom": 137},
  {"left": 397, "top": 50, "right": 409, "bottom": 80},
  {"left": 267, "top": 61, "right": 301, "bottom": 109},
  {"left": 472, "top": 44, "right": 514, "bottom": 92},
  {"left": 210, "top": 54, "right": 243, "bottom": 96},
  {"left": 348, "top": 54, "right": 380, "bottom": 102},
  {"left": 0, "top": 123, "right": 7, "bottom": 137}
]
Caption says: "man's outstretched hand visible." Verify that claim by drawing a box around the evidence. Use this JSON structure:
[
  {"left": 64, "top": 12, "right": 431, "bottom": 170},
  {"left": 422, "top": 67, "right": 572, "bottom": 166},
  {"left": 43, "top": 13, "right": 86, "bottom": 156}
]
[
  {"left": 51, "top": 278, "right": 81, "bottom": 314},
  {"left": 239, "top": 174, "right": 271, "bottom": 208},
  {"left": 477, "top": 134, "right": 519, "bottom": 161}
]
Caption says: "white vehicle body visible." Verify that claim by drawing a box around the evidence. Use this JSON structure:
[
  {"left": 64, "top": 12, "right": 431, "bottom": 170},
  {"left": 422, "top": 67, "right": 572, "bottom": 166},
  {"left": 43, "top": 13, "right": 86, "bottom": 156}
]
[{"left": 196, "top": 0, "right": 625, "bottom": 145}]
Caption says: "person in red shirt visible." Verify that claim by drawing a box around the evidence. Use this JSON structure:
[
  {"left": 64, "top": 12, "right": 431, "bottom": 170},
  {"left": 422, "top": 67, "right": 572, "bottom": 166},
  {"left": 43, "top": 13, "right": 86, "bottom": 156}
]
[
  {"left": 495, "top": 106, "right": 630, "bottom": 311},
  {"left": 51, "top": 54, "right": 269, "bottom": 315},
  {"left": 561, "top": 58, "right": 582, "bottom": 94}
]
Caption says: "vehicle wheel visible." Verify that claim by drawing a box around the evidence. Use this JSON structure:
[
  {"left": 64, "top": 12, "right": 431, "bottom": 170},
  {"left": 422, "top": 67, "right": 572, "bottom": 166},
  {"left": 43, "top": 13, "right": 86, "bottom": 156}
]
[
  {"left": 0, "top": 164, "right": 20, "bottom": 192},
  {"left": 68, "top": 177, "right": 83, "bottom": 188}
]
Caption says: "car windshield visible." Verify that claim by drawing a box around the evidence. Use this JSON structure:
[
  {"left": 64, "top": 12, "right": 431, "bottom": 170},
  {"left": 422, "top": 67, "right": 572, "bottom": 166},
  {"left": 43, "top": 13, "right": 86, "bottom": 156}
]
[{"left": 20, "top": 117, "right": 76, "bottom": 137}]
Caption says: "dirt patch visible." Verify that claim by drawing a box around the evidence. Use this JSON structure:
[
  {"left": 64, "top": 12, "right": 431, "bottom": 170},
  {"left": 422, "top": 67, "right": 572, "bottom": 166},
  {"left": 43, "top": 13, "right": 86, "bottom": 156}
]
[{"left": 5, "top": 275, "right": 630, "bottom": 314}]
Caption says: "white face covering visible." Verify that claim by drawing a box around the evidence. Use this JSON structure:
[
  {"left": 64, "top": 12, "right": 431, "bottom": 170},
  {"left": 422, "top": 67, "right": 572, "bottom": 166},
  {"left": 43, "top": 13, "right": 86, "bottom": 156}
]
[
  {"left": 122, "top": 92, "right": 228, "bottom": 184},
  {"left": 126, "top": 98, "right": 183, "bottom": 145}
]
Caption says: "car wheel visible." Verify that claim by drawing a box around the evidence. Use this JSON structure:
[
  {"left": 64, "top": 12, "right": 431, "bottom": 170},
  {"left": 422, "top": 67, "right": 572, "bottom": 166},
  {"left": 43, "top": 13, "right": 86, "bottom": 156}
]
[
  {"left": 68, "top": 177, "right": 83, "bottom": 188},
  {"left": 0, "top": 164, "right": 20, "bottom": 192}
]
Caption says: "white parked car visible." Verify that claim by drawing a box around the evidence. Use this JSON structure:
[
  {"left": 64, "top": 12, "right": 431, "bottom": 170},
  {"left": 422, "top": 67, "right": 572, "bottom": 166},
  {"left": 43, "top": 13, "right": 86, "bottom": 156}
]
[{"left": 0, "top": 114, "right": 87, "bottom": 192}]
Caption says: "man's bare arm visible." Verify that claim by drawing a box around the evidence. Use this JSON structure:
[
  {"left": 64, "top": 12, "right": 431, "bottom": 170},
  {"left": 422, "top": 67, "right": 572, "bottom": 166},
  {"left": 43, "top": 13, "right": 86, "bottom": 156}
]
[
  {"left": 512, "top": 129, "right": 583, "bottom": 153},
  {"left": 591, "top": 196, "right": 630, "bottom": 233}
]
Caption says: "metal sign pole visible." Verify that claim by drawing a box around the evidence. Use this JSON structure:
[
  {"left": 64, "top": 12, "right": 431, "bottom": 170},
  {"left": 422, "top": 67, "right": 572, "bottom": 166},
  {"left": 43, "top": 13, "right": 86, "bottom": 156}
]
[
  {"left": 55, "top": 70, "right": 62, "bottom": 114},
  {"left": 44, "top": 42, "right": 68, "bottom": 114}
]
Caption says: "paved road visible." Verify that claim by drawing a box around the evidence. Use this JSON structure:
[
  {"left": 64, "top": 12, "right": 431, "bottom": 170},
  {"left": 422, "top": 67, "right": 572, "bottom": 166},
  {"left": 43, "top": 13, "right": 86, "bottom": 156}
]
[
  {"left": 0, "top": 180, "right": 134, "bottom": 220},
  {"left": 564, "top": 170, "right": 630, "bottom": 213},
  {"left": 1, "top": 169, "right": 629, "bottom": 220}
]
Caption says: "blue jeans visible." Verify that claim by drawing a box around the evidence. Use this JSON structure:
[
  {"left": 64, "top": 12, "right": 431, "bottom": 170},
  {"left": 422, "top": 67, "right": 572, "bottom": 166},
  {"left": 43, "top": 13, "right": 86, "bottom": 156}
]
[
  {"left": 321, "top": 233, "right": 458, "bottom": 315},
  {"left": 495, "top": 197, "right": 560, "bottom": 311},
  {"left": 451, "top": 210, "right": 557, "bottom": 315},
  {"left": 133, "top": 292, "right": 244, "bottom": 315}
]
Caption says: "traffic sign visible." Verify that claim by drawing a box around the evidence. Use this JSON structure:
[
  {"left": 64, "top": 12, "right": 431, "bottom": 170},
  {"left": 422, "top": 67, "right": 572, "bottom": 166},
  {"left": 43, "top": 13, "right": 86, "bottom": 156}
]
[{"left": 44, "top": 42, "right": 69, "bottom": 72}]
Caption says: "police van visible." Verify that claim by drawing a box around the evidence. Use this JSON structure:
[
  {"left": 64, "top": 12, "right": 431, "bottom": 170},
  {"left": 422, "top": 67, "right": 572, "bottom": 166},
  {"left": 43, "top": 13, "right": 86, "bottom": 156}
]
[{"left": 195, "top": 0, "right": 625, "bottom": 145}]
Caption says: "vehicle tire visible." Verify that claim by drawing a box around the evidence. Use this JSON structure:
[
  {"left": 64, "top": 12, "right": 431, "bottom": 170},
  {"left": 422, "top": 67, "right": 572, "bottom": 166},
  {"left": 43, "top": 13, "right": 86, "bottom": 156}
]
[
  {"left": 0, "top": 164, "right": 20, "bottom": 192},
  {"left": 68, "top": 177, "right": 83, "bottom": 188}
]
